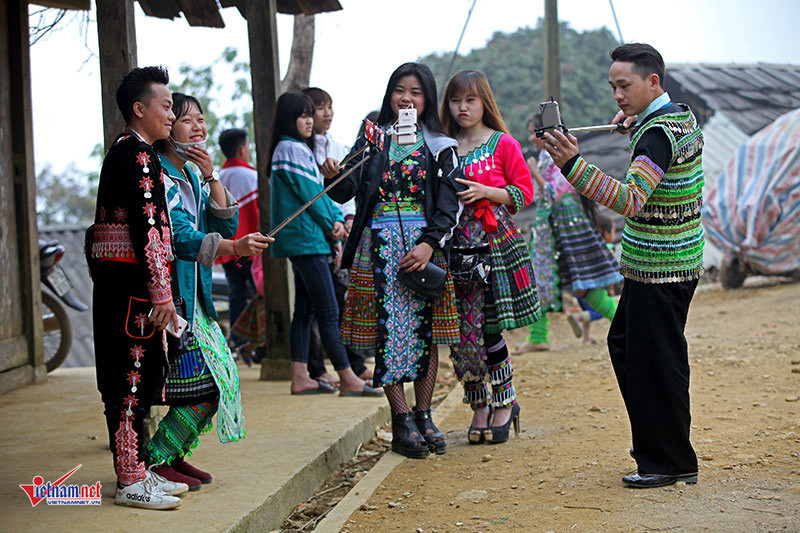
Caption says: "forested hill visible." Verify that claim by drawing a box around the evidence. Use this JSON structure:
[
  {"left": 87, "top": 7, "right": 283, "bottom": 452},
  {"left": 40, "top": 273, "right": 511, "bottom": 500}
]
[{"left": 419, "top": 22, "right": 622, "bottom": 144}]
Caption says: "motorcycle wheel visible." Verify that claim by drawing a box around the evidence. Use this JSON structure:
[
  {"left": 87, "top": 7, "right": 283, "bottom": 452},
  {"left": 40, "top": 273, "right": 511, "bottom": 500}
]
[{"left": 41, "top": 291, "right": 73, "bottom": 372}]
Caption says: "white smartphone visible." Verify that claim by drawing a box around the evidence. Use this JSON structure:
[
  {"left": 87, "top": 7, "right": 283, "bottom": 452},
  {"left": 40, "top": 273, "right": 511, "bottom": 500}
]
[{"left": 149, "top": 308, "right": 189, "bottom": 338}]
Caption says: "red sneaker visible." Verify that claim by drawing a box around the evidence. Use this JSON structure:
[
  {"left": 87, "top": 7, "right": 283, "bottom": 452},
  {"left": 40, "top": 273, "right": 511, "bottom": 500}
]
[
  {"left": 151, "top": 463, "right": 202, "bottom": 491},
  {"left": 171, "top": 457, "right": 212, "bottom": 484}
]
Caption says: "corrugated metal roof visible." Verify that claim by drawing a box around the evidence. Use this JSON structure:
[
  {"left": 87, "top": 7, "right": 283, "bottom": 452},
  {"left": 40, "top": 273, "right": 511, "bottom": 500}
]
[{"left": 666, "top": 63, "right": 800, "bottom": 136}]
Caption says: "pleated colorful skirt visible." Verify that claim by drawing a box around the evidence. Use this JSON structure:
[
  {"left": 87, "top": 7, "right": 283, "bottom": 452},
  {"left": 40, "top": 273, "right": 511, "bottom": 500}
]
[
  {"left": 340, "top": 202, "right": 459, "bottom": 387},
  {"left": 551, "top": 193, "right": 623, "bottom": 291}
]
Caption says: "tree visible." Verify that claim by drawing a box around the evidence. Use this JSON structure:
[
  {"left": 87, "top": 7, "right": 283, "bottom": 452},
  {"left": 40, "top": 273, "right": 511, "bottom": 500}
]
[
  {"left": 419, "top": 21, "right": 620, "bottom": 144},
  {"left": 171, "top": 14, "right": 317, "bottom": 166},
  {"left": 281, "top": 14, "right": 315, "bottom": 93},
  {"left": 36, "top": 163, "right": 97, "bottom": 226}
]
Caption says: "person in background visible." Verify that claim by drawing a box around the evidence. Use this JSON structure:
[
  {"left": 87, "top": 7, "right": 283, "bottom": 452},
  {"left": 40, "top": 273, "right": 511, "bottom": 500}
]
[
  {"left": 216, "top": 128, "right": 261, "bottom": 357},
  {"left": 301, "top": 87, "right": 372, "bottom": 386},
  {"left": 269, "top": 91, "right": 382, "bottom": 397},
  {"left": 515, "top": 113, "right": 622, "bottom": 354},
  {"left": 514, "top": 118, "right": 563, "bottom": 354}
]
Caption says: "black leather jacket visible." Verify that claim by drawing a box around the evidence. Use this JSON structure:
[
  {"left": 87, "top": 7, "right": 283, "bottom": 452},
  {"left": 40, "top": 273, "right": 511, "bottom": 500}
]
[{"left": 326, "top": 133, "right": 467, "bottom": 270}]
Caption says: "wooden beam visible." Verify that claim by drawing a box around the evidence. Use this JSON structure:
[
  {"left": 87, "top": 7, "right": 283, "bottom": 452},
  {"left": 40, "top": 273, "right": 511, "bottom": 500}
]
[
  {"left": 30, "top": 0, "right": 90, "bottom": 10},
  {"left": 137, "top": 0, "right": 182, "bottom": 20},
  {"left": 176, "top": 0, "right": 225, "bottom": 28},
  {"left": 246, "top": 0, "right": 292, "bottom": 380},
  {"left": 96, "top": 0, "right": 137, "bottom": 153},
  {"left": 6, "top": 0, "right": 46, "bottom": 381},
  {"left": 543, "top": 0, "right": 561, "bottom": 102}
]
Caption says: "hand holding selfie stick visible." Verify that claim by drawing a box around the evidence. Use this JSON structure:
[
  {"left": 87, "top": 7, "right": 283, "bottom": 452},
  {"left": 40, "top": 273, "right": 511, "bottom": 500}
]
[{"left": 268, "top": 120, "right": 387, "bottom": 238}]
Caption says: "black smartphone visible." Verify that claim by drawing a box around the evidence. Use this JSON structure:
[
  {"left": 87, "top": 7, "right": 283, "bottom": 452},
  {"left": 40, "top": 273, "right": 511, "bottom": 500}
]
[{"left": 535, "top": 100, "right": 565, "bottom": 138}]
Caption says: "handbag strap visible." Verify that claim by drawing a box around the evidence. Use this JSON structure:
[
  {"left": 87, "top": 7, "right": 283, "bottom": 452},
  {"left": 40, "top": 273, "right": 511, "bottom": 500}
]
[{"left": 386, "top": 162, "right": 410, "bottom": 254}]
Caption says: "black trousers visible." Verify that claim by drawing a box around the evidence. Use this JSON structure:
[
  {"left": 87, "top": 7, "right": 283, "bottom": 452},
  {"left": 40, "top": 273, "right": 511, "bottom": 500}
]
[
  {"left": 93, "top": 265, "right": 167, "bottom": 484},
  {"left": 607, "top": 278, "right": 698, "bottom": 476}
]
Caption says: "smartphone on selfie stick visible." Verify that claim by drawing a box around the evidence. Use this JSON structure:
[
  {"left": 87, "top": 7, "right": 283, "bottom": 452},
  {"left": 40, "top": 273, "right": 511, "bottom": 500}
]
[{"left": 535, "top": 98, "right": 566, "bottom": 138}]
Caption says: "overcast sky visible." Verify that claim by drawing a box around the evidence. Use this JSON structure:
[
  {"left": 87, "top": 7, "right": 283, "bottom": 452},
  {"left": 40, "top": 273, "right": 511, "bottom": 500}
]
[{"left": 28, "top": 0, "right": 800, "bottom": 175}]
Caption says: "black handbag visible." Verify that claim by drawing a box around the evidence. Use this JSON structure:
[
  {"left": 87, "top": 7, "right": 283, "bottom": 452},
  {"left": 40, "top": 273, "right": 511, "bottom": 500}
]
[
  {"left": 389, "top": 175, "right": 446, "bottom": 300},
  {"left": 397, "top": 262, "right": 447, "bottom": 299},
  {"left": 450, "top": 244, "right": 492, "bottom": 286}
]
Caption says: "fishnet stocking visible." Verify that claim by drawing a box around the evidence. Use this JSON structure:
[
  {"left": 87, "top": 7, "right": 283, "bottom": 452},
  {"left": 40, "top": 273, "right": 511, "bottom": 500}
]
[
  {"left": 384, "top": 384, "right": 410, "bottom": 413},
  {"left": 414, "top": 345, "right": 438, "bottom": 412}
]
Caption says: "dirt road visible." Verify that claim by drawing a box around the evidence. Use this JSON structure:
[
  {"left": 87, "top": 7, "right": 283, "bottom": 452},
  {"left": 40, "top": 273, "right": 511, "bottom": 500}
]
[{"left": 342, "top": 280, "right": 800, "bottom": 532}]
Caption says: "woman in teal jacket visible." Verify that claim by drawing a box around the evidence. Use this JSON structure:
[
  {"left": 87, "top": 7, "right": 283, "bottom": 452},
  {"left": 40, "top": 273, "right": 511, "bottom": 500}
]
[
  {"left": 269, "top": 92, "right": 381, "bottom": 397},
  {"left": 149, "top": 93, "right": 271, "bottom": 491}
]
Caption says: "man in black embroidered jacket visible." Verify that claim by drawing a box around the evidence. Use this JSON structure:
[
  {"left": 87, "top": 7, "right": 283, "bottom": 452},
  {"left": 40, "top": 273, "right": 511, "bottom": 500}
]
[{"left": 90, "top": 66, "right": 185, "bottom": 509}]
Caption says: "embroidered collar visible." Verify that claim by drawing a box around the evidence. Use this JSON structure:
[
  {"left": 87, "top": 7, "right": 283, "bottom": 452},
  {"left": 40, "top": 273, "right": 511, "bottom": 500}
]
[
  {"left": 389, "top": 130, "right": 424, "bottom": 163},
  {"left": 459, "top": 131, "right": 502, "bottom": 178}
]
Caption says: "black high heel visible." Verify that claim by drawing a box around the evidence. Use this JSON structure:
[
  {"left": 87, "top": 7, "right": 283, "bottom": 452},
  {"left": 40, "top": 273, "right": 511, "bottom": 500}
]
[
  {"left": 391, "top": 411, "right": 430, "bottom": 459},
  {"left": 413, "top": 408, "right": 446, "bottom": 455},
  {"left": 467, "top": 405, "right": 493, "bottom": 445},
  {"left": 485, "top": 403, "right": 520, "bottom": 444}
]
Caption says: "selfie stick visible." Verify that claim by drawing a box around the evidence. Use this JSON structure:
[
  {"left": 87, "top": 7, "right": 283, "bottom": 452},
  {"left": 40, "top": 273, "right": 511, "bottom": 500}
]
[
  {"left": 568, "top": 123, "right": 625, "bottom": 134},
  {"left": 268, "top": 146, "right": 373, "bottom": 238}
]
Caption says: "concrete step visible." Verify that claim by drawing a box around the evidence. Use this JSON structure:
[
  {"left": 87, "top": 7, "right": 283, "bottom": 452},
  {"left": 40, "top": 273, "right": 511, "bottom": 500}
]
[{"left": 0, "top": 366, "right": 390, "bottom": 532}]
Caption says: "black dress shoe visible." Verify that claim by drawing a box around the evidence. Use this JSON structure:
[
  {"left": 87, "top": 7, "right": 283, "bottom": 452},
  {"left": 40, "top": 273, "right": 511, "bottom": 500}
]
[{"left": 622, "top": 473, "right": 698, "bottom": 488}]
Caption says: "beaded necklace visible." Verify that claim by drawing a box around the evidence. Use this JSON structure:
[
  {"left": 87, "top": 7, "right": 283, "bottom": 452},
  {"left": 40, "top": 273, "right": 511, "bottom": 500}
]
[{"left": 459, "top": 131, "right": 502, "bottom": 177}]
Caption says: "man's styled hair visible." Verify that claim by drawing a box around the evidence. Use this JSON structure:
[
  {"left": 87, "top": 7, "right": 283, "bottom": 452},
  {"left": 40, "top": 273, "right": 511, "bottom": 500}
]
[
  {"left": 115, "top": 66, "right": 170, "bottom": 123},
  {"left": 302, "top": 87, "right": 332, "bottom": 107},
  {"left": 219, "top": 128, "right": 249, "bottom": 159},
  {"left": 610, "top": 43, "right": 665, "bottom": 87}
]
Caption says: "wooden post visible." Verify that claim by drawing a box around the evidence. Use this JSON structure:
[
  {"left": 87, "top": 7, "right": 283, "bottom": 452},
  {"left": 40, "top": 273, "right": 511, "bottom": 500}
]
[
  {"left": 96, "top": 0, "right": 137, "bottom": 152},
  {"left": 543, "top": 0, "right": 561, "bottom": 102},
  {"left": 4, "top": 0, "right": 46, "bottom": 387},
  {"left": 246, "top": 0, "right": 293, "bottom": 380}
]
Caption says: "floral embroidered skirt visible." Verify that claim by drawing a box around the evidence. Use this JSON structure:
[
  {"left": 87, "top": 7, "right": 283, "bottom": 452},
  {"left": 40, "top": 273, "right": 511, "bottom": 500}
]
[
  {"left": 161, "top": 305, "right": 245, "bottom": 444},
  {"left": 340, "top": 202, "right": 459, "bottom": 387},
  {"left": 449, "top": 204, "right": 541, "bottom": 382},
  {"left": 552, "top": 193, "right": 623, "bottom": 292}
]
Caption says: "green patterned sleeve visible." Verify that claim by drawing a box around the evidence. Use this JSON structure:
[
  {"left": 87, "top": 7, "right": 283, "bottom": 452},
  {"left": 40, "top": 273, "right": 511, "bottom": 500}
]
[{"left": 504, "top": 185, "right": 526, "bottom": 214}]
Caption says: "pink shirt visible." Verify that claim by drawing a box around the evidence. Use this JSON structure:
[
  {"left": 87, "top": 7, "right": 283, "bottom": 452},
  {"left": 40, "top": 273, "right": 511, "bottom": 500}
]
[{"left": 460, "top": 132, "right": 534, "bottom": 213}]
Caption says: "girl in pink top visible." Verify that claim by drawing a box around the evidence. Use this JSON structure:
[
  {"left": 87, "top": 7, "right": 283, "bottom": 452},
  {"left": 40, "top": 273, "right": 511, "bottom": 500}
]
[{"left": 441, "top": 70, "right": 541, "bottom": 445}]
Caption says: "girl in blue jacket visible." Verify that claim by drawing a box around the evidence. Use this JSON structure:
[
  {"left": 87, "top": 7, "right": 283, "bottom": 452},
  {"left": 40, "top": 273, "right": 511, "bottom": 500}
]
[
  {"left": 269, "top": 92, "right": 381, "bottom": 397},
  {"left": 150, "top": 93, "right": 271, "bottom": 491}
]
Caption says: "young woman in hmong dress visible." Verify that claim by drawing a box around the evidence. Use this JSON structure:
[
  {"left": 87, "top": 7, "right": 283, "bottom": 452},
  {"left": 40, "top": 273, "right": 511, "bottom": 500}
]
[
  {"left": 327, "top": 63, "right": 465, "bottom": 458},
  {"left": 441, "top": 70, "right": 541, "bottom": 444},
  {"left": 149, "top": 93, "right": 271, "bottom": 490},
  {"left": 515, "top": 113, "right": 622, "bottom": 354}
]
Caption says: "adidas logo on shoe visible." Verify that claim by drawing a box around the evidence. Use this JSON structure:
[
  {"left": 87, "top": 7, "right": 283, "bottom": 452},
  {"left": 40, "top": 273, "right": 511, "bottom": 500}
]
[{"left": 115, "top": 474, "right": 181, "bottom": 510}]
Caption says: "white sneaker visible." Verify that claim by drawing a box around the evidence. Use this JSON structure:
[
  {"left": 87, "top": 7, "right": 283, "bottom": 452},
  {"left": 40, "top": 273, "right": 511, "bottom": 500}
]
[
  {"left": 147, "top": 466, "right": 190, "bottom": 496},
  {"left": 115, "top": 474, "right": 181, "bottom": 509}
]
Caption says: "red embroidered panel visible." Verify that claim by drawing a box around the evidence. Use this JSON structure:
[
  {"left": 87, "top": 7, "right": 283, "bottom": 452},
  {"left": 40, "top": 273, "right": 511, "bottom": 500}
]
[{"left": 144, "top": 227, "right": 172, "bottom": 304}]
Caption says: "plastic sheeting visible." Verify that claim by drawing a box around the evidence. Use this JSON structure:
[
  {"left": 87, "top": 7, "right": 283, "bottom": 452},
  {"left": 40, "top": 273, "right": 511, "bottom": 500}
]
[{"left": 702, "top": 108, "right": 800, "bottom": 275}]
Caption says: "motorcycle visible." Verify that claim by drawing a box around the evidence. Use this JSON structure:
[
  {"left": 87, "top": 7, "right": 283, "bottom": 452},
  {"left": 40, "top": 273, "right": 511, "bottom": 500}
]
[{"left": 40, "top": 239, "right": 88, "bottom": 372}]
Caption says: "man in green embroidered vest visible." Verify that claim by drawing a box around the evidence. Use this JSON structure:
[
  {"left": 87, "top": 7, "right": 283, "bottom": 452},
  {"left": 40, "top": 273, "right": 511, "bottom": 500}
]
[{"left": 543, "top": 43, "right": 704, "bottom": 489}]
